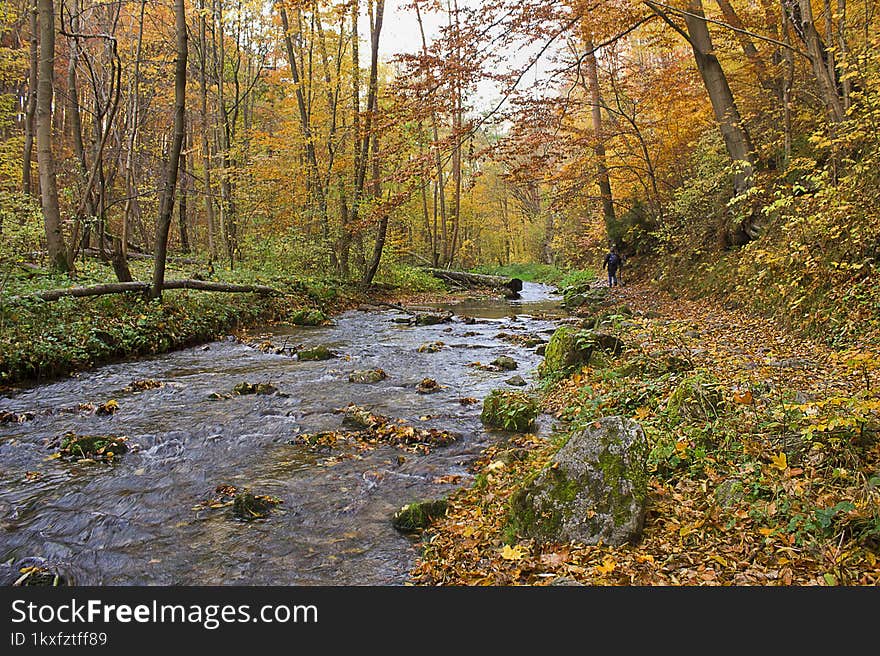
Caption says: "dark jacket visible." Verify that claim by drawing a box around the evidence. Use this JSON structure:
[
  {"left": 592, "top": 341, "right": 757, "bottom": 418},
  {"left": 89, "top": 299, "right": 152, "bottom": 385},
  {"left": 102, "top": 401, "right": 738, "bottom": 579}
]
[{"left": 603, "top": 251, "right": 621, "bottom": 271}]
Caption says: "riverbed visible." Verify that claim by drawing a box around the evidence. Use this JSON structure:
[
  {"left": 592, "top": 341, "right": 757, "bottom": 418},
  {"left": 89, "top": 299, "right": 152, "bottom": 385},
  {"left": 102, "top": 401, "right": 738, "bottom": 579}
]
[{"left": 0, "top": 282, "right": 566, "bottom": 585}]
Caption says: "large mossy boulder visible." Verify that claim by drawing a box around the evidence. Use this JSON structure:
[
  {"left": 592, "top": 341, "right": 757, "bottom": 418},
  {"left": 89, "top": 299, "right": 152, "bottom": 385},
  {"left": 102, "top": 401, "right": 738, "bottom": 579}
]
[
  {"left": 480, "top": 389, "right": 540, "bottom": 432},
  {"left": 539, "top": 326, "right": 623, "bottom": 378},
  {"left": 297, "top": 344, "right": 336, "bottom": 361},
  {"left": 289, "top": 308, "right": 329, "bottom": 326},
  {"left": 562, "top": 285, "right": 609, "bottom": 311},
  {"left": 666, "top": 372, "right": 726, "bottom": 421},
  {"left": 391, "top": 499, "right": 448, "bottom": 533},
  {"left": 505, "top": 416, "right": 648, "bottom": 546}
]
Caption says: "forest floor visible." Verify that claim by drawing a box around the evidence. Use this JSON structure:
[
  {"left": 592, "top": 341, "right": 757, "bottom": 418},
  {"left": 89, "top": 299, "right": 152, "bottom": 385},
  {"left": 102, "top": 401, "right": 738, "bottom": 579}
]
[{"left": 409, "top": 278, "right": 880, "bottom": 585}]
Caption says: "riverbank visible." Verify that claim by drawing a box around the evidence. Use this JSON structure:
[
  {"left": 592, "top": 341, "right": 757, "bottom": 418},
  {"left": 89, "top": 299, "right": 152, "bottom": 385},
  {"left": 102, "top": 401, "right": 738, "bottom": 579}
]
[
  {"left": 409, "top": 280, "right": 880, "bottom": 585},
  {"left": 0, "top": 259, "right": 473, "bottom": 390}
]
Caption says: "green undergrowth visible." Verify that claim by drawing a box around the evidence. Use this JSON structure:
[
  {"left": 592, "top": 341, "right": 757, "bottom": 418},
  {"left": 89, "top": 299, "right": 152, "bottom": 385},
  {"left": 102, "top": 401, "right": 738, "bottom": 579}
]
[
  {"left": 541, "top": 328, "right": 880, "bottom": 578},
  {"left": 0, "top": 256, "right": 442, "bottom": 387},
  {"left": 472, "top": 262, "right": 596, "bottom": 288}
]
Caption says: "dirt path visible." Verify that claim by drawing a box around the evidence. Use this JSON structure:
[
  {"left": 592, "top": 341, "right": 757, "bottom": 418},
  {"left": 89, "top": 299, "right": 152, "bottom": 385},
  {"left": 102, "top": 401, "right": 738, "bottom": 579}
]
[{"left": 409, "top": 280, "right": 880, "bottom": 586}]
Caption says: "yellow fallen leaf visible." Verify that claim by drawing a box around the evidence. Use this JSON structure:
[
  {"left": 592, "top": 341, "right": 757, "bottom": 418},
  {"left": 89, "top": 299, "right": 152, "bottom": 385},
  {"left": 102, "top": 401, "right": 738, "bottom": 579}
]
[
  {"left": 758, "top": 527, "right": 775, "bottom": 536},
  {"left": 771, "top": 452, "right": 787, "bottom": 471},
  {"left": 634, "top": 406, "right": 651, "bottom": 420},
  {"left": 595, "top": 556, "right": 616, "bottom": 575},
  {"left": 710, "top": 554, "right": 728, "bottom": 567},
  {"left": 500, "top": 544, "right": 525, "bottom": 561}
]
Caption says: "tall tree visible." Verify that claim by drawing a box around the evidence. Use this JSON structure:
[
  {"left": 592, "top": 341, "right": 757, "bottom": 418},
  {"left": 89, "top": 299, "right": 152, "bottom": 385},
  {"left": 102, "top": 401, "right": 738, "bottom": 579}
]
[
  {"left": 36, "top": 0, "right": 69, "bottom": 272},
  {"left": 151, "top": 0, "right": 188, "bottom": 298}
]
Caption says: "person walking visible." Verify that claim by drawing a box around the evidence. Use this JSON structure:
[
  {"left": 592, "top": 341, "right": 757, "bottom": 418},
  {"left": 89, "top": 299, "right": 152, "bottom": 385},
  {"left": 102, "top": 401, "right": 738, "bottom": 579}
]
[{"left": 602, "top": 246, "right": 622, "bottom": 288}]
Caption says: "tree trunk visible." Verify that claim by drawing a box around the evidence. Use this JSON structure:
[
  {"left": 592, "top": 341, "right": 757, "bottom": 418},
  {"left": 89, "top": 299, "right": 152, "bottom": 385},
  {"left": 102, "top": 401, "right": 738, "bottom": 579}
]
[
  {"left": 122, "top": 0, "right": 146, "bottom": 262},
  {"left": 151, "top": 0, "right": 188, "bottom": 298},
  {"left": 22, "top": 0, "right": 38, "bottom": 195},
  {"left": 584, "top": 37, "right": 617, "bottom": 243},
  {"left": 681, "top": 0, "right": 755, "bottom": 195},
  {"left": 789, "top": 0, "right": 845, "bottom": 122},
  {"left": 178, "top": 124, "right": 190, "bottom": 253},
  {"left": 197, "top": 0, "right": 217, "bottom": 262},
  {"left": 36, "top": 0, "right": 69, "bottom": 272}
]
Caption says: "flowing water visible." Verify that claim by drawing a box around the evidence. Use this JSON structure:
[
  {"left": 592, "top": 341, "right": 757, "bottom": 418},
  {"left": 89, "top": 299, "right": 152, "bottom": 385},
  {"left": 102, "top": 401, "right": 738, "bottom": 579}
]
[{"left": 0, "top": 283, "right": 567, "bottom": 585}]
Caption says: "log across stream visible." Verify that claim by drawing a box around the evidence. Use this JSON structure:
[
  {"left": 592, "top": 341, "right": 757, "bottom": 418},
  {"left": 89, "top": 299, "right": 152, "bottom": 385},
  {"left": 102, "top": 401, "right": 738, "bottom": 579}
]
[{"left": 0, "top": 283, "right": 565, "bottom": 585}]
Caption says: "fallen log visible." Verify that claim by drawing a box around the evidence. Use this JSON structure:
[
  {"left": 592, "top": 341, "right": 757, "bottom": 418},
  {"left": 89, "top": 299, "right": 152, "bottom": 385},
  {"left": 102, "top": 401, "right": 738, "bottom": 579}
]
[
  {"left": 420, "top": 267, "right": 523, "bottom": 294},
  {"left": 7, "top": 279, "right": 282, "bottom": 303}
]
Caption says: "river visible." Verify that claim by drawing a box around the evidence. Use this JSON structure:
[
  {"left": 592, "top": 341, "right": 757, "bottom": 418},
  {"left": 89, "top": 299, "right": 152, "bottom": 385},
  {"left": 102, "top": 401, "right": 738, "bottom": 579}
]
[{"left": 0, "top": 282, "right": 566, "bottom": 585}]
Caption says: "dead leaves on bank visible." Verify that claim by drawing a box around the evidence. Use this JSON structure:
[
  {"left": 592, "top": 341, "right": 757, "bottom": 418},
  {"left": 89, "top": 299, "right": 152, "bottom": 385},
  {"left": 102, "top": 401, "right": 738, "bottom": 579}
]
[{"left": 409, "top": 283, "right": 880, "bottom": 586}]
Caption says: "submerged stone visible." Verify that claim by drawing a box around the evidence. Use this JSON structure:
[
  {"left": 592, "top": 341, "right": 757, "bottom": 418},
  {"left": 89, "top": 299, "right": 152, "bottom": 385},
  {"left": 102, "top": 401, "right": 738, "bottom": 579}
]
[
  {"left": 232, "top": 382, "right": 278, "bottom": 395},
  {"left": 416, "top": 378, "right": 442, "bottom": 394},
  {"left": 348, "top": 369, "right": 388, "bottom": 383},
  {"left": 505, "top": 416, "right": 648, "bottom": 546},
  {"left": 505, "top": 375, "right": 527, "bottom": 387},
  {"left": 232, "top": 488, "right": 282, "bottom": 520},
  {"left": 391, "top": 499, "right": 448, "bottom": 533},
  {"left": 413, "top": 312, "right": 452, "bottom": 326},
  {"left": 492, "top": 355, "right": 518, "bottom": 371}
]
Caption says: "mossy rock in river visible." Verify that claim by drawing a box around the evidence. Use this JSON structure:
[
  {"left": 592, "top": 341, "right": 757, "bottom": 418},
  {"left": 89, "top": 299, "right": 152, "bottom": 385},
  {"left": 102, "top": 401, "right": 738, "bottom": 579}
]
[
  {"left": 297, "top": 345, "right": 336, "bottom": 361},
  {"left": 58, "top": 432, "right": 129, "bottom": 461},
  {"left": 391, "top": 499, "right": 448, "bottom": 533},
  {"left": 539, "top": 326, "right": 623, "bottom": 378},
  {"left": 503, "top": 416, "right": 648, "bottom": 547},
  {"left": 348, "top": 369, "right": 388, "bottom": 383},
  {"left": 232, "top": 382, "right": 278, "bottom": 395},
  {"left": 232, "top": 488, "right": 282, "bottom": 520},
  {"left": 289, "top": 308, "right": 329, "bottom": 326},
  {"left": 562, "top": 285, "right": 609, "bottom": 311},
  {"left": 481, "top": 389, "right": 540, "bottom": 432},
  {"left": 492, "top": 355, "right": 518, "bottom": 371}
]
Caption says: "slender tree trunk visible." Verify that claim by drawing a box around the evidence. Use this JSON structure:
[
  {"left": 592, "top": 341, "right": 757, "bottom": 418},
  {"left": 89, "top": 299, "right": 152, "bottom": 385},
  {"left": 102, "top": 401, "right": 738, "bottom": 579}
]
[
  {"left": 23, "top": 0, "right": 38, "bottom": 195},
  {"left": 151, "top": 0, "right": 188, "bottom": 298},
  {"left": 681, "top": 0, "right": 755, "bottom": 194},
  {"left": 122, "top": 0, "right": 146, "bottom": 261},
  {"left": 584, "top": 38, "right": 617, "bottom": 243},
  {"left": 782, "top": 0, "right": 845, "bottom": 122},
  {"left": 198, "top": 0, "right": 217, "bottom": 261},
  {"left": 715, "top": 0, "right": 779, "bottom": 97},
  {"left": 416, "top": 3, "right": 448, "bottom": 266},
  {"left": 360, "top": 0, "right": 386, "bottom": 286},
  {"left": 178, "top": 123, "right": 190, "bottom": 253},
  {"left": 36, "top": 0, "right": 69, "bottom": 272},
  {"left": 278, "top": 2, "right": 329, "bottom": 232}
]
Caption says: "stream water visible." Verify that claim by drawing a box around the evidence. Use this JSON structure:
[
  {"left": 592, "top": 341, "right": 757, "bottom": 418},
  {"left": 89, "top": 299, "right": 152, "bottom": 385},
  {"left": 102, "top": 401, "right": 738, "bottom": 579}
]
[{"left": 0, "top": 282, "right": 567, "bottom": 585}]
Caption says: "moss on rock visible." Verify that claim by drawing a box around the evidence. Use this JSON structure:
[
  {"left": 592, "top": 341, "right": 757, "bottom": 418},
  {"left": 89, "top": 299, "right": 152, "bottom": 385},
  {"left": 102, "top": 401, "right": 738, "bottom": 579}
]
[
  {"left": 666, "top": 372, "right": 726, "bottom": 421},
  {"left": 391, "top": 499, "right": 448, "bottom": 533},
  {"left": 232, "top": 488, "right": 282, "bottom": 520},
  {"left": 503, "top": 416, "right": 648, "bottom": 546},
  {"left": 58, "top": 432, "right": 129, "bottom": 461},
  {"left": 289, "top": 309, "right": 329, "bottom": 326},
  {"left": 297, "top": 345, "right": 336, "bottom": 361}
]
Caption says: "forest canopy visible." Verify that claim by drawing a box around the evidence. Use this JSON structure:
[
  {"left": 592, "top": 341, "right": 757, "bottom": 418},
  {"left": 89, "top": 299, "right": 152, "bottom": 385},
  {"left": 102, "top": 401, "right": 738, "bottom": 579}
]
[{"left": 1, "top": 0, "right": 878, "bottom": 342}]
